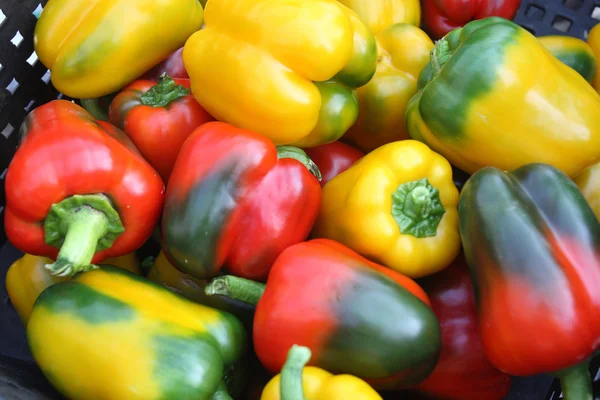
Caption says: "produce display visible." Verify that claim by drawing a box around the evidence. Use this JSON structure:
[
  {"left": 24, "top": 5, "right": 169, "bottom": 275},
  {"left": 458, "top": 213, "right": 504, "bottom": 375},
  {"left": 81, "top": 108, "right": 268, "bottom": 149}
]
[{"left": 4, "top": 0, "right": 600, "bottom": 399}]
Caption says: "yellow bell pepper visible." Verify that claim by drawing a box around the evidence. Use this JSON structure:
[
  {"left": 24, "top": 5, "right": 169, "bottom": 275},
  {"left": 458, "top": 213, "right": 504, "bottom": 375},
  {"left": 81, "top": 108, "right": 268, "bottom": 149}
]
[
  {"left": 588, "top": 23, "right": 600, "bottom": 92},
  {"left": 261, "top": 345, "right": 382, "bottom": 400},
  {"left": 6, "top": 253, "right": 140, "bottom": 323},
  {"left": 337, "top": 0, "right": 421, "bottom": 35},
  {"left": 34, "top": 0, "right": 204, "bottom": 98},
  {"left": 313, "top": 140, "right": 460, "bottom": 278},
  {"left": 574, "top": 162, "right": 600, "bottom": 222},
  {"left": 538, "top": 35, "right": 597, "bottom": 83},
  {"left": 183, "top": 0, "right": 377, "bottom": 147},
  {"left": 343, "top": 24, "right": 433, "bottom": 153},
  {"left": 146, "top": 251, "right": 207, "bottom": 303}
]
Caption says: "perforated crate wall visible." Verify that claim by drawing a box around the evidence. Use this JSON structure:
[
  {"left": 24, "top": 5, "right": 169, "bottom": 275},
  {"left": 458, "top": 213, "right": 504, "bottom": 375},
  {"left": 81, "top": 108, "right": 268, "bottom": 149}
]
[{"left": 514, "top": 0, "right": 600, "bottom": 37}]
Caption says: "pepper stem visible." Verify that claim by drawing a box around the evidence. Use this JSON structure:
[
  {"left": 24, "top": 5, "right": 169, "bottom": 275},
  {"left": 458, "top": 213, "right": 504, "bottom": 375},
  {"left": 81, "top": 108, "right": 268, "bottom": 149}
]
[
  {"left": 558, "top": 361, "right": 593, "bottom": 400},
  {"left": 391, "top": 178, "right": 446, "bottom": 238},
  {"left": 277, "top": 145, "right": 322, "bottom": 182},
  {"left": 80, "top": 98, "right": 109, "bottom": 121},
  {"left": 140, "top": 73, "right": 190, "bottom": 107},
  {"left": 211, "top": 382, "right": 233, "bottom": 400},
  {"left": 280, "top": 345, "right": 311, "bottom": 400},
  {"left": 431, "top": 38, "right": 451, "bottom": 77},
  {"left": 204, "top": 275, "right": 266, "bottom": 306},
  {"left": 44, "top": 194, "right": 125, "bottom": 277}
]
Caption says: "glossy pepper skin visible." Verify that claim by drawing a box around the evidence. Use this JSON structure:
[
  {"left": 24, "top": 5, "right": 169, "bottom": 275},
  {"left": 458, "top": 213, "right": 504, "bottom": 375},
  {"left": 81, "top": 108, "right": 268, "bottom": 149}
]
[
  {"left": 416, "top": 256, "right": 511, "bottom": 400},
  {"left": 459, "top": 163, "right": 600, "bottom": 399},
  {"left": 261, "top": 345, "right": 382, "bottom": 400},
  {"left": 343, "top": 23, "right": 433, "bottom": 153},
  {"left": 6, "top": 253, "right": 140, "bottom": 323},
  {"left": 33, "top": 0, "right": 204, "bottom": 98},
  {"left": 587, "top": 23, "right": 600, "bottom": 92},
  {"left": 5, "top": 100, "right": 164, "bottom": 277},
  {"left": 162, "top": 121, "right": 322, "bottom": 281},
  {"left": 422, "top": 0, "right": 520, "bottom": 39},
  {"left": 183, "top": 0, "right": 377, "bottom": 147},
  {"left": 305, "top": 142, "right": 364, "bottom": 187},
  {"left": 108, "top": 75, "right": 214, "bottom": 181},
  {"left": 27, "top": 266, "right": 247, "bottom": 400},
  {"left": 407, "top": 17, "right": 600, "bottom": 178},
  {"left": 574, "top": 162, "right": 600, "bottom": 222},
  {"left": 206, "top": 239, "right": 441, "bottom": 390},
  {"left": 141, "top": 48, "right": 189, "bottom": 81},
  {"left": 539, "top": 35, "right": 597, "bottom": 83},
  {"left": 313, "top": 140, "right": 460, "bottom": 278},
  {"left": 337, "top": 0, "right": 421, "bottom": 35}
]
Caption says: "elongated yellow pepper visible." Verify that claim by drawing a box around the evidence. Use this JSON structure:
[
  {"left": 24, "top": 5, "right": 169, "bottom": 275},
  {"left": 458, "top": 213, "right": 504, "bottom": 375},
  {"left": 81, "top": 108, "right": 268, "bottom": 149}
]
[{"left": 337, "top": 0, "right": 421, "bottom": 35}]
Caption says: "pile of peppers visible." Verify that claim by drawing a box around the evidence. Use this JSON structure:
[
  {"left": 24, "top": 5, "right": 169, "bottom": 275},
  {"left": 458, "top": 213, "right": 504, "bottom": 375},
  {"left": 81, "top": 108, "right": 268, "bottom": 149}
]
[{"left": 5, "top": 0, "right": 600, "bottom": 399}]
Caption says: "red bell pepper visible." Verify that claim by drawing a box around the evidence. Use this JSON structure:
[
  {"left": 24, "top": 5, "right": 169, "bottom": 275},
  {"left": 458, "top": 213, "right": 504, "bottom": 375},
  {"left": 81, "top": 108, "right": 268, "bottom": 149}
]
[
  {"left": 304, "top": 141, "right": 364, "bottom": 187},
  {"left": 422, "top": 0, "right": 521, "bottom": 39},
  {"left": 460, "top": 163, "right": 600, "bottom": 399},
  {"left": 5, "top": 100, "right": 164, "bottom": 277},
  {"left": 140, "top": 47, "right": 189, "bottom": 81},
  {"left": 416, "top": 255, "right": 511, "bottom": 400},
  {"left": 204, "top": 238, "right": 441, "bottom": 390},
  {"left": 108, "top": 74, "right": 214, "bottom": 181},
  {"left": 161, "top": 121, "right": 322, "bottom": 281}
]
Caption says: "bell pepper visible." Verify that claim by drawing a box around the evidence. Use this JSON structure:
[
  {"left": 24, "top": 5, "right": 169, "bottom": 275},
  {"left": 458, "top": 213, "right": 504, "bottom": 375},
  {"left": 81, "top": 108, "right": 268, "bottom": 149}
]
[
  {"left": 415, "top": 255, "right": 511, "bottom": 400},
  {"left": 162, "top": 121, "right": 322, "bottom": 282},
  {"left": 108, "top": 75, "right": 214, "bottom": 181},
  {"left": 407, "top": 17, "right": 600, "bottom": 178},
  {"left": 6, "top": 253, "right": 140, "bottom": 323},
  {"left": 343, "top": 23, "right": 433, "bottom": 153},
  {"left": 204, "top": 238, "right": 441, "bottom": 390},
  {"left": 574, "top": 162, "right": 600, "bottom": 222},
  {"left": 141, "top": 48, "right": 189, "bottom": 81},
  {"left": 539, "top": 35, "right": 597, "bottom": 83},
  {"left": 27, "top": 265, "right": 247, "bottom": 400},
  {"left": 261, "top": 345, "right": 382, "bottom": 400},
  {"left": 587, "top": 23, "right": 600, "bottom": 92},
  {"left": 337, "top": 0, "right": 421, "bottom": 35},
  {"left": 33, "top": 0, "right": 204, "bottom": 99},
  {"left": 313, "top": 140, "right": 460, "bottom": 278},
  {"left": 422, "top": 0, "right": 520, "bottom": 39},
  {"left": 459, "top": 163, "right": 600, "bottom": 400},
  {"left": 183, "top": 0, "right": 377, "bottom": 147},
  {"left": 304, "top": 142, "right": 364, "bottom": 187},
  {"left": 4, "top": 100, "right": 164, "bottom": 277}
]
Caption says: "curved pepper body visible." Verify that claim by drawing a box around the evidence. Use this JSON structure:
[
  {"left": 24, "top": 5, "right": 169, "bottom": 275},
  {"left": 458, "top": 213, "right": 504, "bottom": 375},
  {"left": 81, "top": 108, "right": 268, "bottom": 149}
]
[
  {"left": 27, "top": 266, "right": 246, "bottom": 400},
  {"left": 587, "top": 23, "right": 600, "bottom": 92},
  {"left": 343, "top": 23, "right": 433, "bottom": 153},
  {"left": 6, "top": 253, "right": 140, "bottom": 323},
  {"left": 33, "top": 0, "right": 204, "bottom": 98},
  {"left": 183, "top": 0, "right": 377, "bottom": 147},
  {"left": 574, "top": 162, "right": 600, "bottom": 222},
  {"left": 407, "top": 17, "right": 600, "bottom": 178},
  {"left": 459, "top": 163, "right": 600, "bottom": 377},
  {"left": 305, "top": 142, "right": 364, "bottom": 187},
  {"left": 162, "top": 121, "right": 321, "bottom": 281},
  {"left": 422, "top": 0, "right": 520, "bottom": 39},
  {"left": 5, "top": 100, "right": 164, "bottom": 266},
  {"left": 141, "top": 48, "right": 189, "bottom": 81},
  {"left": 337, "top": 0, "right": 421, "bottom": 35},
  {"left": 254, "top": 239, "right": 441, "bottom": 390},
  {"left": 539, "top": 35, "right": 597, "bottom": 83},
  {"left": 313, "top": 140, "right": 460, "bottom": 278},
  {"left": 109, "top": 76, "right": 214, "bottom": 181},
  {"left": 416, "top": 255, "right": 511, "bottom": 400}
]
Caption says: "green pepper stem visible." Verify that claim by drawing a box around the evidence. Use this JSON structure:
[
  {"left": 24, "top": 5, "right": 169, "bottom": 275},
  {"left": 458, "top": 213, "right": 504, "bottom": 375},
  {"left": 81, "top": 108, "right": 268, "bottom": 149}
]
[
  {"left": 211, "top": 382, "right": 233, "bottom": 400},
  {"left": 558, "top": 361, "right": 593, "bottom": 400},
  {"left": 44, "top": 194, "right": 125, "bottom": 277},
  {"left": 140, "top": 73, "right": 190, "bottom": 107},
  {"left": 431, "top": 38, "right": 451, "bottom": 77},
  {"left": 204, "top": 275, "right": 266, "bottom": 306},
  {"left": 391, "top": 178, "right": 446, "bottom": 238},
  {"left": 80, "top": 98, "right": 109, "bottom": 121},
  {"left": 281, "top": 345, "right": 311, "bottom": 400},
  {"left": 277, "top": 145, "right": 322, "bottom": 182}
]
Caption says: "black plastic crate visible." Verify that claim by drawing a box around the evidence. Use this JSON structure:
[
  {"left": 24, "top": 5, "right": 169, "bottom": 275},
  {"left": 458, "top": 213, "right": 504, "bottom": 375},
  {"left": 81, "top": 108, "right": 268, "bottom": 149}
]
[{"left": 1, "top": 1, "right": 600, "bottom": 399}]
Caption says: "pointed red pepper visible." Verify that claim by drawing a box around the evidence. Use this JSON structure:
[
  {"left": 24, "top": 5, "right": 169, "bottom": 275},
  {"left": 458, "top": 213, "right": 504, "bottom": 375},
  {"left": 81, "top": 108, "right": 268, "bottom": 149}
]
[{"left": 4, "top": 100, "right": 164, "bottom": 277}]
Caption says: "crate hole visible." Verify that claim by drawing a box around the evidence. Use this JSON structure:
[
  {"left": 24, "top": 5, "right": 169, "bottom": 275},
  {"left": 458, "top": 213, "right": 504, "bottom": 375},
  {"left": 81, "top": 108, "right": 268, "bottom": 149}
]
[
  {"left": 593, "top": 6, "right": 600, "bottom": 20},
  {"left": 563, "top": 0, "right": 583, "bottom": 10},
  {"left": 1, "top": 124, "right": 14, "bottom": 139},
  {"left": 11, "top": 31, "right": 24, "bottom": 48},
  {"left": 0, "top": 9, "right": 6, "bottom": 28},
  {"left": 526, "top": 4, "right": 545, "bottom": 20},
  {"left": 24, "top": 99, "right": 36, "bottom": 112},
  {"left": 0, "top": 169, "right": 7, "bottom": 180},
  {"left": 552, "top": 16, "right": 572, "bottom": 32},
  {"left": 57, "top": 93, "right": 64, "bottom": 99},
  {"left": 32, "top": 3, "right": 43, "bottom": 19},
  {"left": 0, "top": 62, "right": 3, "bottom": 73},
  {"left": 26, "top": 51, "right": 38, "bottom": 66},
  {"left": 41, "top": 69, "right": 51, "bottom": 84},
  {"left": 6, "top": 78, "right": 19, "bottom": 95}
]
